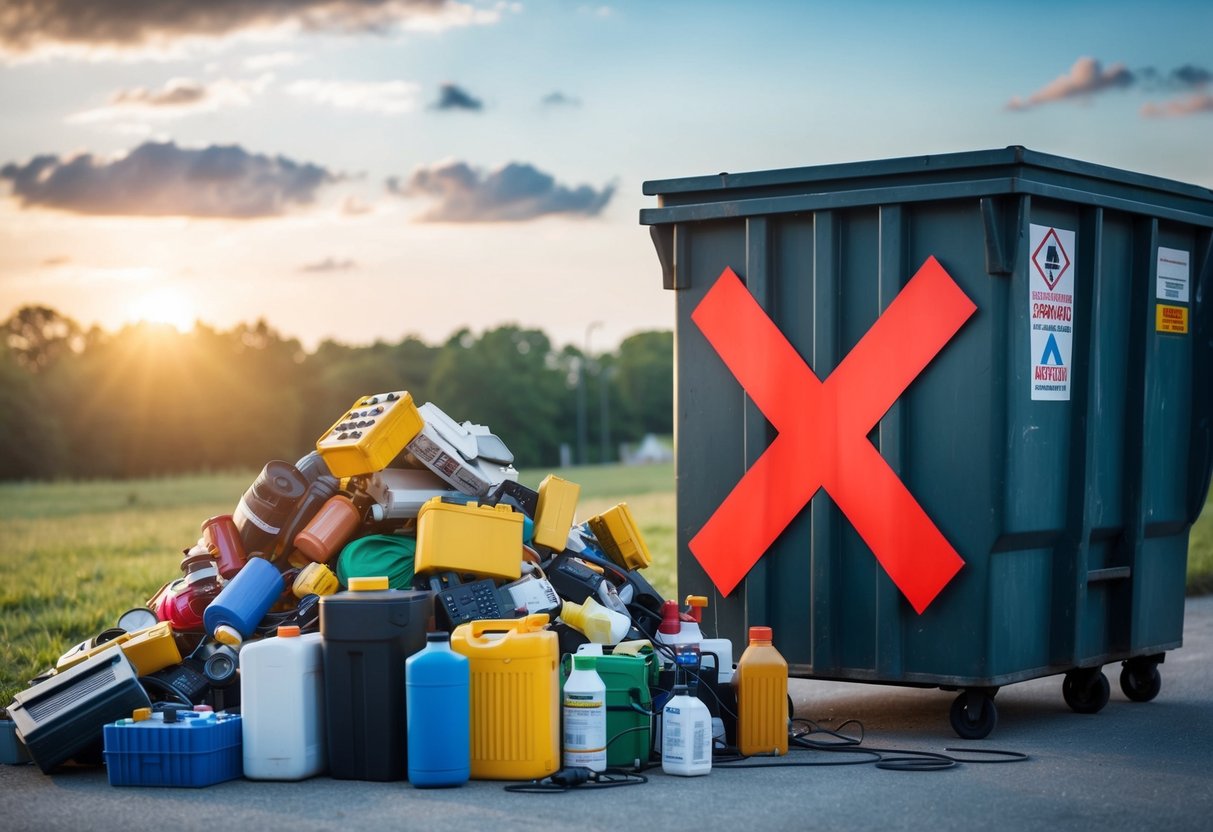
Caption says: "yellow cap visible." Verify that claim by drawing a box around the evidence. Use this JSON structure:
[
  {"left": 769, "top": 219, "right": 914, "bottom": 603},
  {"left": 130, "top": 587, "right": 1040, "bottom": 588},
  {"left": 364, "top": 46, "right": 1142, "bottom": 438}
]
[
  {"left": 213, "top": 624, "right": 244, "bottom": 647},
  {"left": 132, "top": 708, "right": 152, "bottom": 722},
  {"left": 278, "top": 625, "right": 301, "bottom": 638},
  {"left": 294, "top": 562, "right": 339, "bottom": 598},
  {"left": 685, "top": 595, "right": 709, "bottom": 609},
  {"left": 348, "top": 576, "right": 389, "bottom": 591}
]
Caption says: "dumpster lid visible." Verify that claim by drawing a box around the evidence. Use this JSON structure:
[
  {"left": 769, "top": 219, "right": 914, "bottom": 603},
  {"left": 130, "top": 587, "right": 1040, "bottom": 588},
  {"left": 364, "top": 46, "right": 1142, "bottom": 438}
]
[{"left": 640, "top": 146, "right": 1213, "bottom": 228}]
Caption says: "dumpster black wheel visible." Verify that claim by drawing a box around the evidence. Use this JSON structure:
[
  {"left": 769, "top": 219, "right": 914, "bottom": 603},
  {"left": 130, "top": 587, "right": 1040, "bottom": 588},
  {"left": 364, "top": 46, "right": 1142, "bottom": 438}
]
[
  {"left": 949, "top": 691, "right": 998, "bottom": 740},
  {"left": 1062, "top": 668, "right": 1110, "bottom": 714},
  {"left": 1119, "top": 662, "right": 1162, "bottom": 703}
]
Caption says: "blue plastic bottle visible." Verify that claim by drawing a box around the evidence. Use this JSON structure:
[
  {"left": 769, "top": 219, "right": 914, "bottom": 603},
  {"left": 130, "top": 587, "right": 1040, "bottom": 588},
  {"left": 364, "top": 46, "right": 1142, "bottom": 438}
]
[
  {"left": 203, "top": 557, "right": 284, "bottom": 647},
  {"left": 405, "top": 632, "right": 470, "bottom": 787}
]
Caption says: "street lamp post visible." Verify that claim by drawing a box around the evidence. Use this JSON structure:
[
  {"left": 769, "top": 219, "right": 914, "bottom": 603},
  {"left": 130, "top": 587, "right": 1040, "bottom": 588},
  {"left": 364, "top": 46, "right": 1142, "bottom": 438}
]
[{"left": 577, "top": 321, "right": 602, "bottom": 466}]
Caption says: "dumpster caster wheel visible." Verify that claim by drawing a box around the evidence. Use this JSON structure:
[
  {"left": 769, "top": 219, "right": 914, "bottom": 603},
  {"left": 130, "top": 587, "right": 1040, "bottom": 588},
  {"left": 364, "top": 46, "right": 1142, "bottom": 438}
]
[
  {"left": 1119, "top": 660, "right": 1161, "bottom": 703},
  {"left": 1063, "top": 668, "right": 1110, "bottom": 714},
  {"left": 949, "top": 691, "right": 998, "bottom": 740}
]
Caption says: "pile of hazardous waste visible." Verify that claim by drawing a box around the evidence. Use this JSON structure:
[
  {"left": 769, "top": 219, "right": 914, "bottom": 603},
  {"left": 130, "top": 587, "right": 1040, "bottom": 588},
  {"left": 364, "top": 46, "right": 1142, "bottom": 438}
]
[{"left": 1, "top": 391, "right": 790, "bottom": 787}]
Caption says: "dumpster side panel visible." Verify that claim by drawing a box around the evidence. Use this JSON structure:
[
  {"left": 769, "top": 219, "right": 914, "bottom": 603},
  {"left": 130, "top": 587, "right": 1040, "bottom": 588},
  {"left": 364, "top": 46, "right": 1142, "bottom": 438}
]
[
  {"left": 762, "top": 214, "right": 818, "bottom": 671},
  {"left": 896, "top": 200, "right": 1003, "bottom": 680},
  {"left": 673, "top": 219, "right": 754, "bottom": 652}
]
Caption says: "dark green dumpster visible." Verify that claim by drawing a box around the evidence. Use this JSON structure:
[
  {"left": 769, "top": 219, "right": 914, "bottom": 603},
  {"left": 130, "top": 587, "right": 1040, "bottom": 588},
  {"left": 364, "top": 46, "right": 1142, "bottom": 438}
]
[{"left": 640, "top": 147, "right": 1213, "bottom": 738}]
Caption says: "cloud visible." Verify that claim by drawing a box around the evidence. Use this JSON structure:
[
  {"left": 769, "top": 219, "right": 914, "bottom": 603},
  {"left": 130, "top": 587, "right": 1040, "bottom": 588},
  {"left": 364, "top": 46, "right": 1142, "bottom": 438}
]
[
  {"left": 1139, "top": 63, "right": 1212, "bottom": 90},
  {"left": 1169, "top": 64, "right": 1212, "bottom": 88},
  {"left": 431, "top": 83, "right": 483, "bottom": 111},
  {"left": 287, "top": 79, "right": 421, "bottom": 114},
  {"left": 1007, "top": 57, "right": 1133, "bottom": 110},
  {"left": 0, "top": 141, "right": 342, "bottom": 218},
  {"left": 1142, "top": 92, "right": 1213, "bottom": 118},
  {"left": 541, "top": 91, "right": 581, "bottom": 108},
  {"left": 0, "top": 1, "right": 508, "bottom": 61},
  {"left": 389, "top": 159, "right": 614, "bottom": 222},
  {"left": 339, "top": 195, "right": 373, "bottom": 215},
  {"left": 299, "top": 256, "right": 357, "bottom": 273},
  {"left": 67, "top": 76, "right": 269, "bottom": 123},
  {"left": 242, "top": 51, "right": 301, "bottom": 71}
]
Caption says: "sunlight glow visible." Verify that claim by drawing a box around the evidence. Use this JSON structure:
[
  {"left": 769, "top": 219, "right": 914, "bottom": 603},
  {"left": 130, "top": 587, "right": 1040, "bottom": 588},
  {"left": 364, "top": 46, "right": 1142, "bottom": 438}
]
[{"left": 126, "top": 287, "right": 195, "bottom": 332}]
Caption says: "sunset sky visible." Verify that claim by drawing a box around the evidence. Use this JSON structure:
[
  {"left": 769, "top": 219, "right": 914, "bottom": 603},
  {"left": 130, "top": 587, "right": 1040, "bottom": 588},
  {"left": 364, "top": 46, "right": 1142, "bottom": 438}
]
[{"left": 1, "top": 0, "right": 1210, "bottom": 351}]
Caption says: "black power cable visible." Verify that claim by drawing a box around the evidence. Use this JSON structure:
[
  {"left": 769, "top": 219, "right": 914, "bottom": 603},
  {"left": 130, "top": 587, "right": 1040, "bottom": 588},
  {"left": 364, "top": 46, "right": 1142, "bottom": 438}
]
[{"left": 504, "top": 767, "right": 648, "bottom": 793}]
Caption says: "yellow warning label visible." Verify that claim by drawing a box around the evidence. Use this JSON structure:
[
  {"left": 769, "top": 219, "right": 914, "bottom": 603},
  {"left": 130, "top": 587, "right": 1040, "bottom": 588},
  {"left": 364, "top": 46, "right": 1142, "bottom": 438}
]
[{"left": 1156, "top": 304, "right": 1188, "bottom": 334}]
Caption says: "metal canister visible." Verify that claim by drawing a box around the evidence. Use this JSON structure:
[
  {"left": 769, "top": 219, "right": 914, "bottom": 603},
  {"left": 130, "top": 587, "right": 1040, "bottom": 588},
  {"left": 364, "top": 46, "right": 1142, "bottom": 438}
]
[{"left": 232, "top": 461, "right": 308, "bottom": 559}]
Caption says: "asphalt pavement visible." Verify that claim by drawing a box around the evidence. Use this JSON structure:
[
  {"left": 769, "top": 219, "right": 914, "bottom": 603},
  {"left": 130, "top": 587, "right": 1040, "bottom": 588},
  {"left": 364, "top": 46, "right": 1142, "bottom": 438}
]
[{"left": 4, "top": 595, "right": 1211, "bottom": 832}]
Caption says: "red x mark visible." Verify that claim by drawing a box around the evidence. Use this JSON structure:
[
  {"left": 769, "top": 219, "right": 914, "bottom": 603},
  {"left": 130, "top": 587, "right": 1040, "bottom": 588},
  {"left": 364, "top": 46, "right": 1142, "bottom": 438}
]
[{"left": 690, "top": 256, "right": 976, "bottom": 614}]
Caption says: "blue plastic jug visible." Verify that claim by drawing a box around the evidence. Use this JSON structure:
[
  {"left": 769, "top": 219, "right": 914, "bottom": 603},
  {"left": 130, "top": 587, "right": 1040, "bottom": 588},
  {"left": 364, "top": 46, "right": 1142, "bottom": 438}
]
[{"left": 405, "top": 632, "right": 470, "bottom": 787}]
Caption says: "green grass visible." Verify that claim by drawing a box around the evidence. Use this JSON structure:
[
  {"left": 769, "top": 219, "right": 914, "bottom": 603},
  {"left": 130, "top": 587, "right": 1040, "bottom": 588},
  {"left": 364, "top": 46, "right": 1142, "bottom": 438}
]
[
  {"left": 0, "top": 463, "right": 675, "bottom": 707},
  {"left": 1189, "top": 484, "right": 1213, "bottom": 596}
]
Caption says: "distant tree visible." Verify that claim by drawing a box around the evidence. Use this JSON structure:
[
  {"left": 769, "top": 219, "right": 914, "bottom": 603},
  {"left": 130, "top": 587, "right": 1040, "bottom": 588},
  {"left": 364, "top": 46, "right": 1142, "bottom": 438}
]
[
  {"left": 2, "top": 305, "right": 84, "bottom": 371},
  {"left": 0, "top": 303, "right": 675, "bottom": 480},
  {"left": 612, "top": 330, "right": 673, "bottom": 440},
  {"left": 429, "top": 326, "right": 574, "bottom": 467},
  {"left": 0, "top": 343, "right": 67, "bottom": 478}
]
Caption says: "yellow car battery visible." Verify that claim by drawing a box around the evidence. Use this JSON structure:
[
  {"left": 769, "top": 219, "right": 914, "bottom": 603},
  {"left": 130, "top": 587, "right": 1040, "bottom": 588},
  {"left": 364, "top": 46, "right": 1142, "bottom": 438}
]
[
  {"left": 450, "top": 614, "right": 559, "bottom": 780},
  {"left": 533, "top": 475, "right": 580, "bottom": 551},
  {"left": 588, "top": 503, "right": 653, "bottom": 571},
  {"left": 118, "top": 621, "right": 183, "bottom": 676},
  {"left": 54, "top": 621, "right": 181, "bottom": 677},
  {"left": 415, "top": 498, "right": 523, "bottom": 581},
  {"left": 316, "top": 391, "right": 424, "bottom": 478}
]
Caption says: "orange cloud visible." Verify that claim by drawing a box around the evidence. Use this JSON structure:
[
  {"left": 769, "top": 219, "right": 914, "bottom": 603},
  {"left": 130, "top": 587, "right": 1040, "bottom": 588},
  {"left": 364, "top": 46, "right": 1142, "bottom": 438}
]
[
  {"left": 1142, "top": 92, "right": 1213, "bottom": 118},
  {"left": 1007, "top": 57, "right": 1133, "bottom": 110}
]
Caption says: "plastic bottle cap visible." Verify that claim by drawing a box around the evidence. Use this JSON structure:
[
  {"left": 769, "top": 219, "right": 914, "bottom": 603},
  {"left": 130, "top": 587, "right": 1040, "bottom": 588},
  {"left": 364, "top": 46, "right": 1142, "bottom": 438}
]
[
  {"left": 213, "top": 624, "right": 244, "bottom": 647},
  {"left": 672, "top": 684, "right": 689, "bottom": 696},
  {"left": 348, "top": 576, "right": 389, "bottom": 591},
  {"left": 426, "top": 632, "right": 450, "bottom": 643},
  {"left": 132, "top": 708, "right": 152, "bottom": 722},
  {"left": 572, "top": 655, "right": 597, "bottom": 671},
  {"left": 749, "top": 626, "right": 773, "bottom": 642},
  {"left": 278, "top": 625, "right": 301, "bottom": 638}
]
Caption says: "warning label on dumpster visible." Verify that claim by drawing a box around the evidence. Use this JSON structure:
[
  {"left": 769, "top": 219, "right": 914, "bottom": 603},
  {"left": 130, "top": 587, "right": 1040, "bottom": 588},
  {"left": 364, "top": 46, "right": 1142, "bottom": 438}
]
[
  {"left": 1156, "top": 247, "right": 1189, "bottom": 302},
  {"left": 1029, "top": 224, "right": 1076, "bottom": 401},
  {"left": 1156, "top": 304, "right": 1189, "bottom": 334}
]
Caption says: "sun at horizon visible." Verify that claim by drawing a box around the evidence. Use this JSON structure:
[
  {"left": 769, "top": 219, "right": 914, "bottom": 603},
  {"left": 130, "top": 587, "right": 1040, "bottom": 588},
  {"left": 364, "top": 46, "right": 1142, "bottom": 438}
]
[{"left": 125, "top": 287, "right": 196, "bottom": 333}]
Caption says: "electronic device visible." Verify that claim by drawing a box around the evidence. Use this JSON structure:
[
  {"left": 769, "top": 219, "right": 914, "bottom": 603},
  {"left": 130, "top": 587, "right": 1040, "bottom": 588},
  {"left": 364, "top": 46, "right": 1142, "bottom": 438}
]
[{"left": 429, "top": 574, "right": 523, "bottom": 630}]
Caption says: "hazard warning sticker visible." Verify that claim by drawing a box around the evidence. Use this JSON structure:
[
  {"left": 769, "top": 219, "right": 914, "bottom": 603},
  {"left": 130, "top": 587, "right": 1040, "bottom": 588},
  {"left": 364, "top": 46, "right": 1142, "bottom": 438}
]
[
  {"left": 1029, "top": 224, "right": 1076, "bottom": 401},
  {"left": 1156, "top": 304, "right": 1189, "bottom": 334},
  {"left": 1156, "top": 247, "right": 1189, "bottom": 302}
]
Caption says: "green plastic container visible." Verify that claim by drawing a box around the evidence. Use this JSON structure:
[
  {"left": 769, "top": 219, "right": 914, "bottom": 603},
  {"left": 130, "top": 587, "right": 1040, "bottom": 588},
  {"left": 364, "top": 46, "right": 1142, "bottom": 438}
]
[
  {"left": 561, "top": 650, "right": 656, "bottom": 768},
  {"left": 640, "top": 147, "right": 1213, "bottom": 738}
]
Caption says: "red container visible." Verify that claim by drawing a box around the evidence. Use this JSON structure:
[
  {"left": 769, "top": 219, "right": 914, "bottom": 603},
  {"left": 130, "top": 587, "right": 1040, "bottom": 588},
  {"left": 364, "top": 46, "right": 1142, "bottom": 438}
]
[
  {"left": 153, "top": 568, "right": 221, "bottom": 631},
  {"left": 201, "top": 515, "right": 247, "bottom": 580}
]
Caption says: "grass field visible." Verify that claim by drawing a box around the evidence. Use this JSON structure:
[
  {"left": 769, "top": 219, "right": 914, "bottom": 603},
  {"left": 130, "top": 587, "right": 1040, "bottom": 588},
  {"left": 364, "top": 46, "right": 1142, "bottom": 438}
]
[{"left": 2, "top": 465, "right": 1210, "bottom": 708}]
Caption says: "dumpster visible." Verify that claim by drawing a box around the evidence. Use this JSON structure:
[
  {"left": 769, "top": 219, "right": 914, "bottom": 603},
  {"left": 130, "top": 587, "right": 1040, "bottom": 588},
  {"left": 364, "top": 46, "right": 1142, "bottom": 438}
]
[{"left": 640, "top": 146, "right": 1213, "bottom": 738}]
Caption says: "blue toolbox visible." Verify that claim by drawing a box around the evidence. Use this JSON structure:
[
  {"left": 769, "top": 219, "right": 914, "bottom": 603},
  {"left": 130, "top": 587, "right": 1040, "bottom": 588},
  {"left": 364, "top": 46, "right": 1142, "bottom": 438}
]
[{"left": 103, "top": 707, "right": 242, "bottom": 788}]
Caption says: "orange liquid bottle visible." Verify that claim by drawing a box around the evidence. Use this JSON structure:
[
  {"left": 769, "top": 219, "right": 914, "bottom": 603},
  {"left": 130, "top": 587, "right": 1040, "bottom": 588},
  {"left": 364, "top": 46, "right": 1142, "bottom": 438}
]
[{"left": 735, "top": 626, "right": 789, "bottom": 756}]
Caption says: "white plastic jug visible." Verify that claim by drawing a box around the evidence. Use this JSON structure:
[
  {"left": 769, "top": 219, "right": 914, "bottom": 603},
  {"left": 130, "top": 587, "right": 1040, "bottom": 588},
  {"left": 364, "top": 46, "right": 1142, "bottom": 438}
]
[{"left": 241, "top": 626, "right": 326, "bottom": 780}]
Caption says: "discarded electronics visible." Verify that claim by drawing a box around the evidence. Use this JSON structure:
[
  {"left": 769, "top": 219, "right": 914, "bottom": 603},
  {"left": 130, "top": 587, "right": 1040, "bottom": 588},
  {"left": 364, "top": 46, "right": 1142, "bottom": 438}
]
[{"left": 4, "top": 388, "right": 786, "bottom": 786}]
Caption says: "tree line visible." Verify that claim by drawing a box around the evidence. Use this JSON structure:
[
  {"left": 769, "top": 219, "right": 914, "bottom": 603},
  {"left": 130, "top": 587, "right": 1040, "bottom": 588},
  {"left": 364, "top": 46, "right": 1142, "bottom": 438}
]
[{"left": 0, "top": 306, "right": 673, "bottom": 481}]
